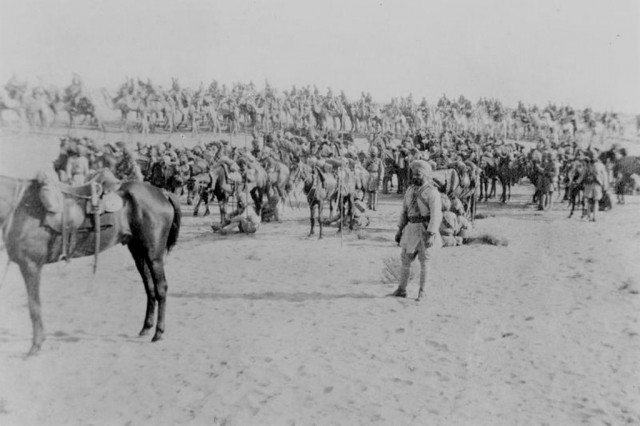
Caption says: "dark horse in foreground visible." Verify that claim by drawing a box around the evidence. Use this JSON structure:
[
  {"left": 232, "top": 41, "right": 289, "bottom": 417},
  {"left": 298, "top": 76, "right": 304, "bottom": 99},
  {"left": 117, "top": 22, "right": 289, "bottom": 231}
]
[{"left": 0, "top": 176, "right": 181, "bottom": 355}]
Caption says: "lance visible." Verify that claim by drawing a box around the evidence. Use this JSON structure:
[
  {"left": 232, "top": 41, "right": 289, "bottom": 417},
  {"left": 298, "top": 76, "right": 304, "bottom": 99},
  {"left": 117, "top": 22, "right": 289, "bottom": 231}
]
[
  {"left": 244, "top": 128, "right": 250, "bottom": 219},
  {"left": 91, "top": 181, "right": 100, "bottom": 274},
  {"left": 339, "top": 130, "right": 344, "bottom": 247}
]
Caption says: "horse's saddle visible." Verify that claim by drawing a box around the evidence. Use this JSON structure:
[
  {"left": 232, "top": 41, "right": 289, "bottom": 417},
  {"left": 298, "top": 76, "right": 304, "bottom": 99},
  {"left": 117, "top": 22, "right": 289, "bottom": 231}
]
[{"left": 40, "top": 169, "right": 124, "bottom": 234}]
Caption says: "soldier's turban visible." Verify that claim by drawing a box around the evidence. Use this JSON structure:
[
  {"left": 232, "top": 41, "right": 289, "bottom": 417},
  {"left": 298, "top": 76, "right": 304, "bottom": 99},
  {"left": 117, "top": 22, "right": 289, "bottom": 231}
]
[{"left": 409, "top": 160, "right": 433, "bottom": 177}]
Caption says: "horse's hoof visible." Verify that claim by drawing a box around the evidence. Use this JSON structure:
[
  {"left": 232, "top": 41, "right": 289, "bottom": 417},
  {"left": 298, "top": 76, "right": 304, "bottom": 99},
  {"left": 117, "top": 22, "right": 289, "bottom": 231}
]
[
  {"left": 26, "top": 343, "right": 42, "bottom": 357},
  {"left": 389, "top": 288, "right": 407, "bottom": 298},
  {"left": 193, "top": 212, "right": 199, "bottom": 217},
  {"left": 138, "top": 325, "right": 153, "bottom": 336},
  {"left": 151, "top": 331, "right": 163, "bottom": 342}
]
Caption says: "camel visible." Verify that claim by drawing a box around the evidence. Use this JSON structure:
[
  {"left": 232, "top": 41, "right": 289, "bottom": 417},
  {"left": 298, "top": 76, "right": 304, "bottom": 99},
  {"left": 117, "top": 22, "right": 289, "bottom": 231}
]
[
  {"left": 102, "top": 89, "right": 142, "bottom": 131},
  {"left": 311, "top": 97, "right": 330, "bottom": 131},
  {"left": 24, "top": 90, "right": 54, "bottom": 128},
  {"left": 0, "top": 89, "right": 27, "bottom": 127}
]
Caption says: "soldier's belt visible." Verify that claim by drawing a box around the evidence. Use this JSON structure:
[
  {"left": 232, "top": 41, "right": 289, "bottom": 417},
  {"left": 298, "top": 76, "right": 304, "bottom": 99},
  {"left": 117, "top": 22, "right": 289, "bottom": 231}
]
[{"left": 408, "top": 216, "right": 430, "bottom": 223}]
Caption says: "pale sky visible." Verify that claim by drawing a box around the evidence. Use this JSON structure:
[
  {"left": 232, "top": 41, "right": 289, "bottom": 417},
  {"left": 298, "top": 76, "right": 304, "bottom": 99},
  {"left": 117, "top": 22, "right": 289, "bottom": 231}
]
[{"left": 1, "top": 0, "right": 639, "bottom": 112}]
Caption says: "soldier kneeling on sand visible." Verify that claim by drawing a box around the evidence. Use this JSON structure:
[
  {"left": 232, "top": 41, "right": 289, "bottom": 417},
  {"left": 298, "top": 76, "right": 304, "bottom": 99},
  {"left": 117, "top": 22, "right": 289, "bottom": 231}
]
[{"left": 440, "top": 195, "right": 472, "bottom": 247}]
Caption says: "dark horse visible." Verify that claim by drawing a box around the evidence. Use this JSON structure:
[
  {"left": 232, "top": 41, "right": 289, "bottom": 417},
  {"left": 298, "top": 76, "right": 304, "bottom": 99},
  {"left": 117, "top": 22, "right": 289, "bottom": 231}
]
[
  {"left": 0, "top": 176, "right": 181, "bottom": 355},
  {"left": 294, "top": 162, "right": 354, "bottom": 239}
]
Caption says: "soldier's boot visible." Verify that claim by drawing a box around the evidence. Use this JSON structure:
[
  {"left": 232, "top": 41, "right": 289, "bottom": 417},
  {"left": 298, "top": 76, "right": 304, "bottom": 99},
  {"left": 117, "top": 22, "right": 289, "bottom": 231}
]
[
  {"left": 391, "top": 265, "right": 410, "bottom": 298},
  {"left": 416, "top": 266, "right": 427, "bottom": 302}
]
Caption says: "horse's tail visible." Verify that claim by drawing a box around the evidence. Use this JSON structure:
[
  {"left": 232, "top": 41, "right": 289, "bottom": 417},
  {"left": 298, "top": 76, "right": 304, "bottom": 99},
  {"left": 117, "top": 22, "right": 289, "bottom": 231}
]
[{"left": 166, "top": 193, "right": 181, "bottom": 253}]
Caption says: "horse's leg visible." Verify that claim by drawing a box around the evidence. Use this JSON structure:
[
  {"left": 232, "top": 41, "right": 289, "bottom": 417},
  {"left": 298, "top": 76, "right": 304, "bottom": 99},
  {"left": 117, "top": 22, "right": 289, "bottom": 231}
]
[
  {"left": 568, "top": 190, "right": 575, "bottom": 218},
  {"left": 146, "top": 257, "right": 168, "bottom": 342},
  {"left": 308, "top": 204, "right": 315, "bottom": 236},
  {"left": 193, "top": 193, "right": 202, "bottom": 216},
  {"left": 348, "top": 194, "right": 355, "bottom": 230},
  {"left": 318, "top": 200, "right": 324, "bottom": 239},
  {"left": 18, "top": 258, "right": 44, "bottom": 355},
  {"left": 329, "top": 198, "right": 334, "bottom": 223},
  {"left": 201, "top": 191, "right": 211, "bottom": 216},
  {"left": 219, "top": 197, "right": 227, "bottom": 224},
  {"left": 128, "top": 243, "right": 155, "bottom": 336}
]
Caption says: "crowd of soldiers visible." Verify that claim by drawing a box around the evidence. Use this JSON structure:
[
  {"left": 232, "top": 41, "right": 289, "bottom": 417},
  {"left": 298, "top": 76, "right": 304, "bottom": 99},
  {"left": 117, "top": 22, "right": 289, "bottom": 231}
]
[{"left": 48, "top": 121, "right": 630, "bottom": 242}]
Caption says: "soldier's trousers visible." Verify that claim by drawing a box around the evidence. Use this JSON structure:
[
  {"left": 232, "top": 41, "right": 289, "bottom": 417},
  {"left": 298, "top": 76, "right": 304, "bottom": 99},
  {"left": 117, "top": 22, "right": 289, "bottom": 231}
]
[{"left": 398, "top": 245, "right": 431, "bottom": 293}]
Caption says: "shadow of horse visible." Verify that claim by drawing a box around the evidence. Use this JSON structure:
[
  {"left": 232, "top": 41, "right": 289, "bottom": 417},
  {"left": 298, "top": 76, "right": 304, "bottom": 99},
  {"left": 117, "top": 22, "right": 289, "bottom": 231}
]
[{"left": 170, "top": 291, "right": 378, "bottom": 302}]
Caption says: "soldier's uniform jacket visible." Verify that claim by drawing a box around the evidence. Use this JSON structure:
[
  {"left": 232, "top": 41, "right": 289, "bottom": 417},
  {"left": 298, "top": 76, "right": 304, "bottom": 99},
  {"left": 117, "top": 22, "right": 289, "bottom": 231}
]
[
  {"left": 65, "top": 156, "right": 90, "bottom": 185},
  {"left": 364, "top": 157, "right": 383, "bottom": 173},
  {"left": 398, "top": 182, "right": 443, "bottom": 252}
]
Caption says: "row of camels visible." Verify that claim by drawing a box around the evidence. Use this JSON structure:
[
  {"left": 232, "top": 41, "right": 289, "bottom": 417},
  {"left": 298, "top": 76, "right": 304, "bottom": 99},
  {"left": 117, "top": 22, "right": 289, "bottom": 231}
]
[{"left": 0, "top": 76, "right": 628, "bottom": 142}]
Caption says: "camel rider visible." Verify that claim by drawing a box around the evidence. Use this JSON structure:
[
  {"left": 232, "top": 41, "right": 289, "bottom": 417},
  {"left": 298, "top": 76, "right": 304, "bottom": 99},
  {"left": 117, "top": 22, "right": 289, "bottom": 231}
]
[
  {"left": 391, "top": 160, "right": 443, "bottom": 301},
  {"left": 363, "top": 146, "right": 384, "bottom": 210},
  {"left": 65, "top": 146, "right": 90, "bottom": 185},
  {"left": 212, "top": 193, "right": 261, "bottom": 235}
]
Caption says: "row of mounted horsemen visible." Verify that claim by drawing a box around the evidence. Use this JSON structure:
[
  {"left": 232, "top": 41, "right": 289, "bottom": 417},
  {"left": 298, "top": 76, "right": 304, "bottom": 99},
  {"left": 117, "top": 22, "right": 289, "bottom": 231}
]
[
  {"left": 0, "top": 75, "right": 629, "bottom": 141},
  {"left": 2, "top": 127, "right": 639, "bottom": 356}
]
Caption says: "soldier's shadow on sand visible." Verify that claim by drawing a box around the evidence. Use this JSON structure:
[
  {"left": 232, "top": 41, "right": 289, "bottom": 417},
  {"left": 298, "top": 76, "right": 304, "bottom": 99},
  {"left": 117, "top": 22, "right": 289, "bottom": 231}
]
[{"left": 170, "top": 291, "right": 378, "bottom": 302}]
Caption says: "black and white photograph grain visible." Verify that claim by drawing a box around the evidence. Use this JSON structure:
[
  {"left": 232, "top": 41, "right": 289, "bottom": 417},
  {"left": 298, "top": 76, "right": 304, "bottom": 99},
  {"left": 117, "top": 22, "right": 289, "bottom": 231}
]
[{"left": 0, "top": 0, "right": 639, "bottom": 424}]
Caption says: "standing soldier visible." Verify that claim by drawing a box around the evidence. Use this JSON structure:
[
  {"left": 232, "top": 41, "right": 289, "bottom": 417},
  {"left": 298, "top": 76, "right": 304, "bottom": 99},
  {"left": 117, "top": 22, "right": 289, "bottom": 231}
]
[
  {"left": 364, "top": 146, "right": 384, "bottom": 210},
  {"left": 391, "top": 160, "right": 443, "bottom": 301},
  {"left": 65, "top": 146, "right": 90, "bottom": 185},
  {"left": 582, "top": 150, "right": 609, "bottom": 222},
  {"left": 396, "top": 147, "right": 410, "bottom": 194}
]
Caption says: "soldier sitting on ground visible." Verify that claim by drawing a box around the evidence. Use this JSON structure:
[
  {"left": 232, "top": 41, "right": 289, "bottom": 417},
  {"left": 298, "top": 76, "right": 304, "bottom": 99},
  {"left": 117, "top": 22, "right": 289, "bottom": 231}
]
[{"left": 211, "top": 194, "right": 261, "bottom": 235}]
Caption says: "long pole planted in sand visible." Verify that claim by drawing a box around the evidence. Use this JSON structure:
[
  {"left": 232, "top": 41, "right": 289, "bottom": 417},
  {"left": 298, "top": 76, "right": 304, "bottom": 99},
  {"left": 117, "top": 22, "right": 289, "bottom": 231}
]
[
  {"left": 244, "top": 128, "right": 249, "bottom": 219},
  {"left": 339, "top": 131, "right": 344, "bottom": 247}
]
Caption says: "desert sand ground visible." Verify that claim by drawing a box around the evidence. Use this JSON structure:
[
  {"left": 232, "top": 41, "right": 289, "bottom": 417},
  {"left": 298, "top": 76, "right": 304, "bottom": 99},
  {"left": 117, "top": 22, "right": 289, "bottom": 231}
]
[{"left": 0, "top": 125, "right": 639, "bottom": 425}]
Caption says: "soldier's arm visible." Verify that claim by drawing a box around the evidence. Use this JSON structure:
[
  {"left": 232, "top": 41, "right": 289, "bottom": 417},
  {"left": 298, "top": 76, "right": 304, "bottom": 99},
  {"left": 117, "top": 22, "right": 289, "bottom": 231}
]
[
  {"left": 424, "top": 188, "right": 443, "bottom": 234},
  {"left": 397, "top": 195, "right": 409, "bottom": 230}
]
